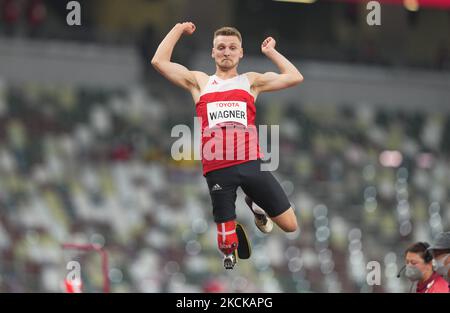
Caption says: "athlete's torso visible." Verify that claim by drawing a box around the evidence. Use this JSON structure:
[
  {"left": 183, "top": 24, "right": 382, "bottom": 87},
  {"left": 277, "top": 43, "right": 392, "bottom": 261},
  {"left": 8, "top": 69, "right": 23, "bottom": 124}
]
[{"left": 195, "top": 74, "right": 262, "bottom": 175}]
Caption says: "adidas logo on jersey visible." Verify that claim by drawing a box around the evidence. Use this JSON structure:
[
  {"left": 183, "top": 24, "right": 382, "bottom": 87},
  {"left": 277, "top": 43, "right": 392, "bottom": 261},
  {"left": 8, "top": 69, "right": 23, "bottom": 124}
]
[
  {"left": 211, "top": 184, "right": 222, "bottom": 192},
  {"left": 212, "top": 80, "right": 219, "bottom": 85}
]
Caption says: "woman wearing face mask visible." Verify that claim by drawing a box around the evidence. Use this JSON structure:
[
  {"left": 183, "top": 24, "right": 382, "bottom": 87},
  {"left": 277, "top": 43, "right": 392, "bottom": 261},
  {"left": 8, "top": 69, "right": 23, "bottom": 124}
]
[
  {"left": 403, "top": 242, "right": 449, "bottom": 293},
  {"left": 427, "top": 231, "right": 450, "bottom": 286}
]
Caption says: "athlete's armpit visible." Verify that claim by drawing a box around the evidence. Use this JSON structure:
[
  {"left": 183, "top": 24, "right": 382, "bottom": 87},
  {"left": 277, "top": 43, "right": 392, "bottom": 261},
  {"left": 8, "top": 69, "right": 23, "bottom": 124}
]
[{"left": 151, "top": 60, "right": 199, "bottom": 92}]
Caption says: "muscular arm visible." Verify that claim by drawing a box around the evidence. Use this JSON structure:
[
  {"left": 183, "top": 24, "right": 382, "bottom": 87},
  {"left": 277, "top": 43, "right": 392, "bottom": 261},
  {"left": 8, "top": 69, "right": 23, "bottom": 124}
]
[
  {"left": 151, "top": 22, "right": 204, "bottom": 92},
  {"left": 249, "top": 37, "right": 304, "bottom": 95}
]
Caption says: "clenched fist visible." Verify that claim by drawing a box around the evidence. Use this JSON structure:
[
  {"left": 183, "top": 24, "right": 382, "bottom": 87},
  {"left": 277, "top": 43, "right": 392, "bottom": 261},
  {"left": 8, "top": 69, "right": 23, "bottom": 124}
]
[
  {"left": 176, "top": 22, "right": 196, "bottom": 35},
  {"left": 261, "top": 37, "right": 276, "bottom": 55}
]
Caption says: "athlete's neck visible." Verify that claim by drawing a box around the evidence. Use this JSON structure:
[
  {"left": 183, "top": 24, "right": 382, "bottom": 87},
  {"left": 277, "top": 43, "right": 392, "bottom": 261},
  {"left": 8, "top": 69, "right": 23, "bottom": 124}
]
[{"left": 215, "top": 68, "right": 239, "bottom": 80}]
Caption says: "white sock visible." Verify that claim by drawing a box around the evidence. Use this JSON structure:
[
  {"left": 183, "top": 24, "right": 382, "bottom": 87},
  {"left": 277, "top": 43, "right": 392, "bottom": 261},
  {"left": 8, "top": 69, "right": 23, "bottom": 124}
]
[{"left": 252, "top": 202, "right": 266, "bottom": 216}]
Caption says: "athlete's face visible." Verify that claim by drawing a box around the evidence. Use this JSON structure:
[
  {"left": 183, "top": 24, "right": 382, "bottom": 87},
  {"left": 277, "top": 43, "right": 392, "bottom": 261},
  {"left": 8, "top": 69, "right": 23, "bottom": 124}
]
[{"left": 212, "top": 35, "right": 243, "bottom": 70}]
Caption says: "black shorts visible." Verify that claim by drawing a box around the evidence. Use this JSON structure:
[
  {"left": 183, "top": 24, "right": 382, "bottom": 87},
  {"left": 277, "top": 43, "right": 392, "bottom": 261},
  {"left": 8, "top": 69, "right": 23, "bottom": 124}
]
[{"left": 205, "top": 159, "right": 291, "bottom": 223}]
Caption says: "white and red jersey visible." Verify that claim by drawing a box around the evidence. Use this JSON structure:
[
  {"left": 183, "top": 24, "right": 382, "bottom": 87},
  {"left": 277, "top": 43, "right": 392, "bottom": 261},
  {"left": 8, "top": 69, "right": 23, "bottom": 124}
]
[{"left": 196, "top": 74, "right": 262, "bottom": 175}]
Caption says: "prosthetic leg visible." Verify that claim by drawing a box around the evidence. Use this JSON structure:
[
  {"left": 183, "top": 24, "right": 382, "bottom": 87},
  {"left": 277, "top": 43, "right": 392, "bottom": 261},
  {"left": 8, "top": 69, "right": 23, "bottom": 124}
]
[
  {"left": 217, "top": 221, "right": 238, "bottom": 269},
  {"left": 217, "top": 221, "right": 251, "bottom": 270},
  {"left": 236, "top": 223, "right": 251, "bottom": 259}
]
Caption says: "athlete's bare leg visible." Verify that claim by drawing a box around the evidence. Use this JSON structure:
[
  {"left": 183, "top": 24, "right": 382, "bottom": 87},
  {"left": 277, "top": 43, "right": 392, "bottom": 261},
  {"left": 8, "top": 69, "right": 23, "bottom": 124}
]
[
  {"left": 270, "top": 207, "right": 298, "bottom": 233},
  {"left": 245, "top": 195, "right": 298, "bottom": 233}
]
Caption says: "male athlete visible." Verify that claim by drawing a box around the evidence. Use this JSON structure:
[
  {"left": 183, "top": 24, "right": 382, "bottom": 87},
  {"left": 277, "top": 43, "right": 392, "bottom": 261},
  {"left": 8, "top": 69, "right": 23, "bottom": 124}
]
[{"left": 152, "top": 22, "right": 303, "bottom": 269}]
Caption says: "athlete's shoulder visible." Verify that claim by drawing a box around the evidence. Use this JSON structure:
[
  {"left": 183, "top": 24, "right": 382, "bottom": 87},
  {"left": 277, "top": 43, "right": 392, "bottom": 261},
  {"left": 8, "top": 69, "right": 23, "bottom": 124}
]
[
  {"left": 191, "top": 71, "right": 209, "bottom": 80},
  {"left": 190, "top": 71, "right": 210, "bottom": 92},
  {"left": 191, "top": 70, "right": 208, "bottom": 76}
]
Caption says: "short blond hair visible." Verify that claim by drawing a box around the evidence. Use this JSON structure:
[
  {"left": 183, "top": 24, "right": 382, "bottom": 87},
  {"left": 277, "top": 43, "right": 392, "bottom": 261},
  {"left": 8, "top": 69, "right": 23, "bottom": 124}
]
[{"left": 213, "top": 26, "right": 242, "bottom": 44}]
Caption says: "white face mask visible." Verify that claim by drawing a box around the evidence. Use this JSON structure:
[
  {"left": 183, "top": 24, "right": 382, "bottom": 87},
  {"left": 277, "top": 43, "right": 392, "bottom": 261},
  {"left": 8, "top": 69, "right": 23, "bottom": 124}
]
[
  {"left": 434, "top": 254, "right": 450, "bottom": 281},
  {"left": 405, "top": 265, "right": 423, "bottom": 282}
]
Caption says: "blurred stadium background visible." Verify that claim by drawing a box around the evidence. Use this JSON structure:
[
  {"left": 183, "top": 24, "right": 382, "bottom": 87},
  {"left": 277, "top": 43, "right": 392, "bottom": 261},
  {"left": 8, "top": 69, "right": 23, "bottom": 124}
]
[{"left": 0, "top": 0, "right": 449, "bottom": 293}]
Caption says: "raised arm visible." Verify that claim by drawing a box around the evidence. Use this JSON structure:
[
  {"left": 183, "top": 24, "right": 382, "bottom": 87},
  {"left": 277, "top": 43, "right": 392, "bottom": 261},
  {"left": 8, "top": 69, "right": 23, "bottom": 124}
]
[
  {"left": 151, "top": 22, "right": 203, "bottom": 92},
  {"left": 248, "top": 37, "right": 304, "bottom": 94}
]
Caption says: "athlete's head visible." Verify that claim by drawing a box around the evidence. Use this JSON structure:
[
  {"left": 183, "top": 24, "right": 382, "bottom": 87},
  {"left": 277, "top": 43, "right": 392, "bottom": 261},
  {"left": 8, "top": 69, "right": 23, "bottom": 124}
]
[{"left": 212, "top": 27, "right": 243, "bottom": 71}]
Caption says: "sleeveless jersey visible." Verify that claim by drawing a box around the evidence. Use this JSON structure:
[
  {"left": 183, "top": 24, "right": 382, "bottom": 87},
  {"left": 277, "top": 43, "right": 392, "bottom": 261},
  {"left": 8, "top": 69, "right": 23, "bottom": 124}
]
[{"left": 195, "top": 74, "right": 262, "bottom": 175}]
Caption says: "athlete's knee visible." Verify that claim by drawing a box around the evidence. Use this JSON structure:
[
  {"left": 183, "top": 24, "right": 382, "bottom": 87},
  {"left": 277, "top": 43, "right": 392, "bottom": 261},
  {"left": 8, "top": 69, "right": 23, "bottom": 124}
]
[
  {"left": 273, "top": 207, "right": 298, "bottom": 233},
  {"left": 281, "top": 219, "right": 298, "bottom": 233},
  {"left": 216, "top": 220, "right": 238, "bottom": 255}
]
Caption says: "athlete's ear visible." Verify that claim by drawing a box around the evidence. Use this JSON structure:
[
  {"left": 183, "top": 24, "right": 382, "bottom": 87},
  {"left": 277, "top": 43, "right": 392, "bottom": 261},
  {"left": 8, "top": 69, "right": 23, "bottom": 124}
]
[
  {"left": 211, "top": 47, "right": 215, "bottom": 59},
  {"left": 240, "top": 47, "right": 243, "bottom": 59}
]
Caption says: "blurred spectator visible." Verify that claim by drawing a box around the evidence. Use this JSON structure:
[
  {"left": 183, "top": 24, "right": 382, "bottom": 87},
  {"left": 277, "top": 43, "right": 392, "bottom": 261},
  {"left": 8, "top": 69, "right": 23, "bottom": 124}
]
[{"left": 428, "top": 232, "right": 450, "bottom": 285}]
